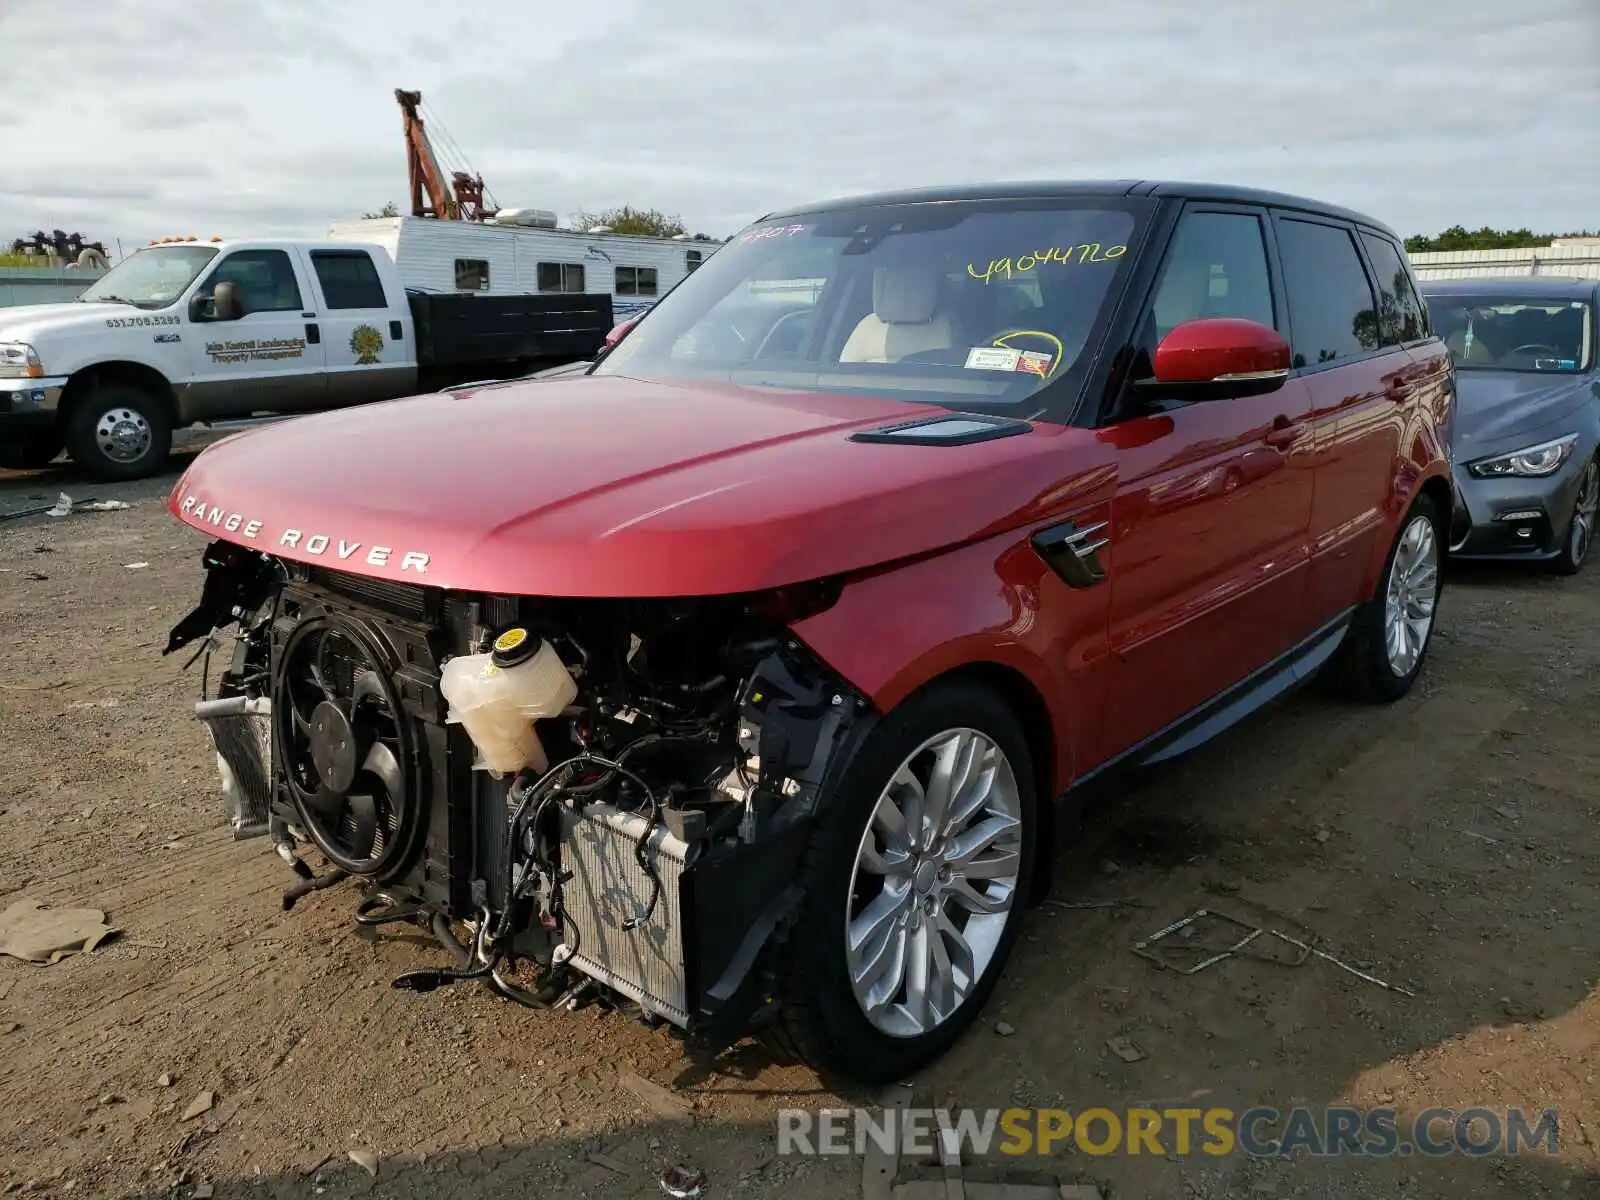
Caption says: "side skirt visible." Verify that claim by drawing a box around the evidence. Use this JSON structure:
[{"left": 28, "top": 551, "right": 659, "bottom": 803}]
[{"left": 1070, "top": 606, "right": 1357, "bottom": 790}]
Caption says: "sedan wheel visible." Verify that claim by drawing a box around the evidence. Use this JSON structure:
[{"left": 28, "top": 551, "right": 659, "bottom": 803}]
[
  {"left": 845, "top": 728, "right": 1023, "bottom": 1038},
  {"left": 1551, "top": 457, "right": 1599, "bottom": 576}
]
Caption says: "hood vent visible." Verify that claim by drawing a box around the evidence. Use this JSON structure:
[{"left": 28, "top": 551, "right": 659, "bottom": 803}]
[{"left": 850, "top": 412, "right": 1033, "bottom": 446}]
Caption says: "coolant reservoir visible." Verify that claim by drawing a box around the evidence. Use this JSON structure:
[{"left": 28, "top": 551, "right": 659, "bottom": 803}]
[{"left": 439, "top": 626, "right": 578, "bottom": 776}]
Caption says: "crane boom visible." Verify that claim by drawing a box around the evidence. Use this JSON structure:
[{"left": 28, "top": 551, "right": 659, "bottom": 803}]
[{"left": 395, "top": 89, "right": 490, "bottom": 221}]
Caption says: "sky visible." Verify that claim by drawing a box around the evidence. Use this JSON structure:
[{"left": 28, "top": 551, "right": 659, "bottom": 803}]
[{"left": 1, "top": 0, "right": 1596, "bottom": 256}]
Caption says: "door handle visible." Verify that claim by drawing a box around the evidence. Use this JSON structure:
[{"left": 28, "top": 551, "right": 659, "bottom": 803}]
[
  {"left": 304, "top": 323, "right": 321, "bottom": 345},
  {"left": 1263, "top": 416, "right": 1303, "bottom": 449}
]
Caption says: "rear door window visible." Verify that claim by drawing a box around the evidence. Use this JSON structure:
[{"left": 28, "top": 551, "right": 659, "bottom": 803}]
[
  {"left": 1358, "top": 233, "right": 1427, "bottom": 345},
  {"left": 310, "top": 250, "right": 389, "bottom": 310},
  {"left": 1275, "top": 218, "right": 1381, "bottom": 368}
]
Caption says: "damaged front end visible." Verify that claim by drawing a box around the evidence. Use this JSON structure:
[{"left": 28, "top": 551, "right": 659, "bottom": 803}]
[{"left": 166, "top": 541, "right": 875, "bottom": 1051}]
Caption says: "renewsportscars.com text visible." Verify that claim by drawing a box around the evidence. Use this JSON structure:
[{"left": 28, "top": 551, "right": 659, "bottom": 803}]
[{"left": 777, "top": 1106, "right": 1562, "bottom": 1159}]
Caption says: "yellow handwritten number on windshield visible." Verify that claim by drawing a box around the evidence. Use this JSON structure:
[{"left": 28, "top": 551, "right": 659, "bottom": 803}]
[{"left": 967, "top": 243, "right": 1126, "bottom": 285}]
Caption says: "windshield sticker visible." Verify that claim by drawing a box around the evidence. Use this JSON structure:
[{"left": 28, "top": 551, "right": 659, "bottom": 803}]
[
  {"left": 735, "top": 223, "right": 809, "bottom": 246},
  {"left": 965, "top": 346, "right": 1022, "bottom": 371},
  {"left": 993, "top": 330, "right": 1066, "bottom": 378},
  {"left": 967, "top": 242, "right": 1126, "bottom": 285}
]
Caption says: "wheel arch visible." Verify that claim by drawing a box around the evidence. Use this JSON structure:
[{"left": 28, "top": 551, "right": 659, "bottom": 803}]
[
  {"left": 898, "top": 660, "right": 1060, "bottom": 906},
  {"left": 60, "top": 361, "right": 178, "bottom": 424}
]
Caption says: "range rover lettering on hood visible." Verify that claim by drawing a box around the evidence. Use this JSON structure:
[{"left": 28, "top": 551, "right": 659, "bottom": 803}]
[{"left": 176, "top": 493, "right": 431, "bottom": 574}]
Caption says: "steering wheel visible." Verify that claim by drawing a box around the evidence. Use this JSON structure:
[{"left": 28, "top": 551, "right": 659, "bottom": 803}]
[{"left": 1512, "top": 343, "right": 1559, "bottom": 357}]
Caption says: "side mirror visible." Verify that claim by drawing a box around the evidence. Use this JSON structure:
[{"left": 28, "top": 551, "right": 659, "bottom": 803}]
[
  {"left": 213, "top": 281, "right": 244, "bottom": 321},
  {"left": 1140, "top": 317, "right": 1291, "bottom": 401},
  {"left": 601, "top": 315, "right": 640, "bottom": 353}
]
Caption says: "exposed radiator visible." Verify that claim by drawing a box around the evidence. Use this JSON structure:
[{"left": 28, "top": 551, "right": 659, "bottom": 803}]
[
  {"left": 560, "top": 803, "right": 694, "bottom": 1026},
  {"left": 194, "top": 695, "right": 273, "bottom": 839}
]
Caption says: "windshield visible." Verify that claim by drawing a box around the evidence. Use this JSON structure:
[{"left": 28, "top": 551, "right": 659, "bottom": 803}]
[
  {"left": 594, "top": 201, "right": 1144, "bottom": 416},
  {"left": 1424, "top": 294, "right": 1594, "bottom": 373},
  {"left": 77, "top": 245, "right": 219, "bottom": 310}
]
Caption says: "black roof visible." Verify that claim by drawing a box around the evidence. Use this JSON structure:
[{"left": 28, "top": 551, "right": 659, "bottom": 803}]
[
  {"left": 760, "top": 179, "right": 1399, "bottom": 240},
  {"left": 1416, "top": 275, "right": 1599, "bottom": 300}
]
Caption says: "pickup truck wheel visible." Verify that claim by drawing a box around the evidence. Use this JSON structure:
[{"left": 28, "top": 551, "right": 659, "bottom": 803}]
[
  {"left": 1326, "top": 492, "right": 1443, "bottom": 703},
  {"left": 0, "top": 430, "right": 63, "bottom": 469},
  {"left": 765, "top": 681, "right": 1035, "bottom": 1083},
  {"left": 64, "top": 385, "right": 172, "bottom": 481}
]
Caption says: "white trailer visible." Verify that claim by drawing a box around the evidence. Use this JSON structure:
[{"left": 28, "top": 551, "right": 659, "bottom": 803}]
[
  {"left": 326, "top": 215, "right": 720, "bottom": 320},
  {"left": 1409, "top": 239, "right": 1600, "bottom": 281}
]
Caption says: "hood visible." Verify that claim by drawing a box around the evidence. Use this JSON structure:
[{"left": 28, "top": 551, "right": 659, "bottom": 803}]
[
  {"left": 170, "top": 375, "right": 1098, "bottom": 597},
  {"left": 0, "top": 301, "right": 146, "bottom": 342},
  {"left": 1453, "top": 371, "right": 1597, "bottom": 455}
]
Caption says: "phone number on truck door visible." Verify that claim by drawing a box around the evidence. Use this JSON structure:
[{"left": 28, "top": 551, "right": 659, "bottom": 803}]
[{"left": 105, "top": 315, "right": 180, "bottom": 328}]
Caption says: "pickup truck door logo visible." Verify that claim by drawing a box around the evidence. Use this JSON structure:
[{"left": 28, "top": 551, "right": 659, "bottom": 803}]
[{"left": 350, "top": 325, "right": 383, "bottom": 364}]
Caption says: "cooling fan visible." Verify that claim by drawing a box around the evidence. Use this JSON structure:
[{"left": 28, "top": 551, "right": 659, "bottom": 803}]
[{"left": 273, "top": 617, "right": 418, "bottom": 876}]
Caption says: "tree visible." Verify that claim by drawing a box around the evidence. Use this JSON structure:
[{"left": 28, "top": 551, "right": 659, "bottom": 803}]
[
  {"left": 362, "top": 201, "right": 400, "bottom": 219},
  {"left": 1405, "top": 225, "right": 1600, "bottom": 253},
  {"left": 573, "top": 205, "right": 713, "bottom": 239}
]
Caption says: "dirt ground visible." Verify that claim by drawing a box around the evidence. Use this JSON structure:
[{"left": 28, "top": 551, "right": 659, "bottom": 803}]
[{"left": 0, "top": 439, "right": 1595, "bottom": 1200}]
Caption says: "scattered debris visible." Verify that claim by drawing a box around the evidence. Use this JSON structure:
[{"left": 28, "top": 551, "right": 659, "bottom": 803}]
[
  {"left": 191, "top": 1184, "right": 214, "bottom": 1200},
  {"left": 658, "top": 1163, "right": 706, "bottom": 1198},
  {"left": 98, "top": 1094, "right": 122, "bottom": 1107},
  {"left": 1107, "top": 1036, "right": 1147, "bottom": 1063},
  {"left": 124, "top": 562, "right": 150, "bottom": 571},
  {"left": 586, "top": 1151, "right": 629, "bottom": 1174},
  {"left": 994, "top": 1020, "right": 1016, "bottom": 1037},
  {"left": 0, "top": 898, "right": 118, "bottom": 964},
  {"left": 347, "top": 1149, "right": 378, "bottom": 1177},
  {"left": 23, "top": 571, "right": 47, "bottom": 582},
  {"left": 1314, "top": 828, "right": 1332, "bottom": 844},
  {"left": 1456, "top": 828, "right": 1501, "bottom": 845},
  {"left": 45, "top": 494, "right": 72, "bottom": 518},
  {"left": 1043, "top": 899, "right": 1142, "bottom": 911},
  {"left": 619, "top": 1069, "right": 693, "bottom": 1122},
  {"left": 78, "top": 499, "right": 131, "bottom": 512},
  {"left": 181, "top": 1090, "right": 216, "bottom": 1122},
  {"left": 1, "top": 1022, "right": 19, "bottom": 1036},
  {"left": 157, "top": 1073, "right": 175, "bottom": 1088},
  {"left": 1134, "top": 907, "right": 1416, "bottom": 997}
]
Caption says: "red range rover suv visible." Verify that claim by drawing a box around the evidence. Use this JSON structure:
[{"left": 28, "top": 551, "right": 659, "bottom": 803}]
[{"left": 166, "top": 181, "right": 1454, "bottom": 1082}]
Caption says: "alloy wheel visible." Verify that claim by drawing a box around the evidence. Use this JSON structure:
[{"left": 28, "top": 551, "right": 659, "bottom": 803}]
[
  {"left": 1384, "top": 513, "right": 1440, "bottom": 678},
  {"left": 1570, "top": 459, "right": 1599, "bottom": 567},
  {"left": 845, "top": 727, "right": 1023, "bottom": 1038}
]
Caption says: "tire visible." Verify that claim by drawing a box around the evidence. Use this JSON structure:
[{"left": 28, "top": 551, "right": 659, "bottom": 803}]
[
  {"left": 63, "top": 384, "right": 172, "bottom": 481},
  {"left": 1548, "top": 456, "right": 1598, "bottom": 577},
  {"left": 1326, "top": 492, "right": 1444, "bottom": 703},
  {"left": 765, "top": 680, "right": 1037, "bottom": 1083},
  {"left": 0, "top": 430, "right": 64, "bottom": 469}
]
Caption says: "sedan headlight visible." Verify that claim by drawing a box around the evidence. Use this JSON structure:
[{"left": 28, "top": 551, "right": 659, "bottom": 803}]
[
  {"left": 0, "top": 342, "right": 43, "bottom": 379},
  {"left": 1467, "top": 433, "right": 1579, "bottom": 478}
]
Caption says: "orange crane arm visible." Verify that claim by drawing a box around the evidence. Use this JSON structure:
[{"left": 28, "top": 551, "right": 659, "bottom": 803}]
[{"left": 395, "top": 89, "right": 457, "bottom": 220}]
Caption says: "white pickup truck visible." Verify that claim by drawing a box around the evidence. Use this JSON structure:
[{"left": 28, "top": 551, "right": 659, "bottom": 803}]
[{"left": 0, "top": 238, "right": 611, "bottom": 479}]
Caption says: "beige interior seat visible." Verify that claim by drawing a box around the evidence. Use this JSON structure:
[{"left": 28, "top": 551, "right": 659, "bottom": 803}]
[{"left": 839, "top": 262, "right": 956, "bottom": 363}]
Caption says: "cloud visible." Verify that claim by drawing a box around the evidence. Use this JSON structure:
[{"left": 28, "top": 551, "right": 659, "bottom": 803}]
[{"left": 0, "top": 0, "right": 1595, "bottom": 249}]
